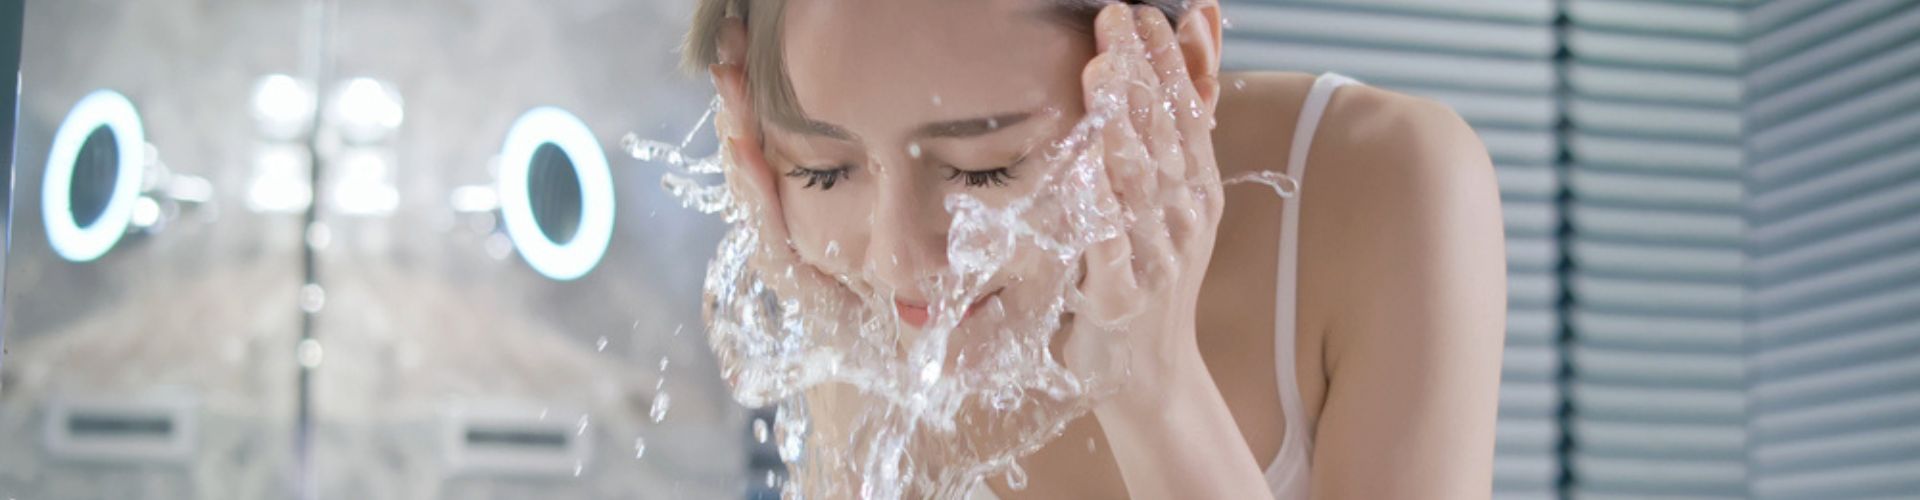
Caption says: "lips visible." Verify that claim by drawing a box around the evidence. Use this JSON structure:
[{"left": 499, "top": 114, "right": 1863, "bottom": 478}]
[{"left": 894, "top": 291, "right": 998, "bottom": 329}]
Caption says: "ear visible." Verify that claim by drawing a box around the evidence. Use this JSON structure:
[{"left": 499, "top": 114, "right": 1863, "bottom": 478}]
[{"left": 1175, "top": 0, "right": 1223, "bottom": 115}]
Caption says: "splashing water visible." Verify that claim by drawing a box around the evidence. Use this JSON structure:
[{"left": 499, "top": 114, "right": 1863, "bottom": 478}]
[
  {"left": 1224, "top": 170, "right": 1301, "bottom": 199},
  {"left": 639, "top": 37, "right": 1292, "bottom": 499},
  {"left": 649, "top": 391, "right": 672, "bottom": 423}
]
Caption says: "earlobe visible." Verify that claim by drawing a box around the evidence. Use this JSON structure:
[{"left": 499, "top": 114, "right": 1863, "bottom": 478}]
[{"left": 1175, "top": 2, "right": 1223, "bottom": 112}]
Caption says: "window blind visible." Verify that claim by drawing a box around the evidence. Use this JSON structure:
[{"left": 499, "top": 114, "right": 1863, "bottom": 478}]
[
  {"left": 1744, "top": 1, "right": 1920, "bottom": 498},
  {"left": 1563, "top": 1, "right": 1753, "bottom": 498}
]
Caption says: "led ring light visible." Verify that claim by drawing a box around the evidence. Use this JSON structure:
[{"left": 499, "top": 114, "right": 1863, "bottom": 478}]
[
  {"left": 496, "top": 107, "right": 615, "bottom": 281},
  {"left": 43, "top": 89, "right": 145, "bottom": 263}
]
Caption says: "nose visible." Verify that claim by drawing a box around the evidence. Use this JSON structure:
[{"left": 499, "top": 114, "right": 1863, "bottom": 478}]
[{"left": 864, "top": 158, "right": 950, "bottom": 303}]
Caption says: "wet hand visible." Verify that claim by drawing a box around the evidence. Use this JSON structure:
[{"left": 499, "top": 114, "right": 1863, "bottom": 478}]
[
  {"left": 707, "top": 19, "right": 866, "bottom": 366},
  {"left": 1063, "top": 5, "right": 1224, "bottom": 399}
]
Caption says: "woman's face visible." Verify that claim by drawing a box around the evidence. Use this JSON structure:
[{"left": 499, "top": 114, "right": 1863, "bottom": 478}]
[{"left": 762, "top": 0, "right": 1095, "bottom": 335}]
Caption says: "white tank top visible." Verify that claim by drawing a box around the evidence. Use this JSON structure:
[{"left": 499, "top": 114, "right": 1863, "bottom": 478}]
[
  {"left": 1265, "top": 71, "right": 1358, "bottom": 499},
  {"left": 968, "top": 72, "right": 1359, "bottom": 500}
]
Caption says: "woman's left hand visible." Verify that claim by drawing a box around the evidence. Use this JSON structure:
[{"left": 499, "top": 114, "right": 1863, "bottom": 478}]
[
  {"left": 1061, "top": 4, "right": 1224, "bottom": 405},
  {"left": 1049, "top": 5, "right": 1273, "bottom": 499}
]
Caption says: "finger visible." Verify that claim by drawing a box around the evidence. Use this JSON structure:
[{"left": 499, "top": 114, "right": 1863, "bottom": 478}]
[
  {"left": 712, "top": 63, "right": 802, "bottom": 271},
  {"left": 1106, "top": 116, "right": 1157, "bottom": 210},
  {"left": 1105, "top": 8, "right": 1165, "bottom": 176},
  {"left": 1083, "top": 53, "right": 1157, "bottom": 208},
  {"left": 1130, "top": 213, "right": 1180, "bottom": 291},
  {"left": 723, "top": 130, "right": 823, "bottom": 303},
  {"left": 1161, "top": 183, "right": 1206, "bottom": 256},
  {"left": 1127, "top": 7, "right": 1179, "bottom": 181},
  {"left": 1080, "top": 226, "right": 1138, "bottom": 319},
  {"left": 1138, "top": 6, "right": 1218, "bottom": 216},
  {"left": 1136, "top": 9, "right": 1225, "bottom": 224},
  {"left": 1076, "top": 142, "right": 1140, "bottom": 323},
  {"left": 1093, "top": 4, "right": 1135, "bottom": 56},
  {"left": 1137, "top": 8, "right": 1190, "bottom": 185},
  {"left": 1138, "top": 7, "right": 1208, "bottom": 142},
  {"left": 1099, "top": 112, "right": 1178, "bottom": 292}
]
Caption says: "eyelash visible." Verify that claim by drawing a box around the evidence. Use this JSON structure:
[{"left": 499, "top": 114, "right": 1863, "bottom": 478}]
[
  {"left": 945, "top": 166, "right": 1016, "bottom": 188},
  {"left": 785, "top": 165, "right": 851, "bottom": 190},
  {"left": 783, "top": 161, "right": 1020, "bottom": 190}
]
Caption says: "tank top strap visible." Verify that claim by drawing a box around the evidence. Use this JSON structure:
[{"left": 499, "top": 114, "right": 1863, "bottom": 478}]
[{"left": 1266, "top": 71, "right": 1359, "bottom": 497}]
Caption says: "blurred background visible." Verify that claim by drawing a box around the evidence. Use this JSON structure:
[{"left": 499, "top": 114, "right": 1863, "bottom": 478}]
[{"left": 0, "top": 0, "right": 1914, "bottom": 499}]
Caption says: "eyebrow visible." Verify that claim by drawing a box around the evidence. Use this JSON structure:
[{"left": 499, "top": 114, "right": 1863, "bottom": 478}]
[
  {"left": 772, "top": 111, "right": 1034, "bottom": 141},
  {"left": 917, "top": 112, "right": 1033, "bottom": 139},
  {"left": 773, "top": 114, "right": 858, "bottom": 141}
]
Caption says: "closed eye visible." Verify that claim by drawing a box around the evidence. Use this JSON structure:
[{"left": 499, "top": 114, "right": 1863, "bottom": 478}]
[
  {"left": 785, "top": 165, "right": 852, "bottom": 190},
  {"left": 945, "top": 166, "right": 1016, "bottom": 188}
]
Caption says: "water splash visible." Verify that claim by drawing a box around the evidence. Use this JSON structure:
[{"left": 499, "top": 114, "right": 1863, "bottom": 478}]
[
  {"left": 1224, "top": 170, "right": 1301, "bottom": 199},
  {"left": 638, "top": 31, "right": 1275, "bottom": 498},
  {"left": 649, "top": 391, "right": 672, "bottom": 423}
]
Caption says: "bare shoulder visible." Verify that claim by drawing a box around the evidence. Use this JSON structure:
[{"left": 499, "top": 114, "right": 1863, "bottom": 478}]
[
  {"left": 1297, "top": 80, "right": 1507, "bottom": 367},
  {"left": 1315, "top": 83, "right": 1496, "bottom": 186},
  {"left": 1291, "top": 80, "right": 1510, "bottom": 498}
]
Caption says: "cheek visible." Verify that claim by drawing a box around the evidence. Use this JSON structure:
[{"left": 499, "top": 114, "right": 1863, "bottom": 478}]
[
  {"left": 994, "top": 245, "right": 1075, "bottom": 308},
  {"left": 779, "top": 186, "right": 873, "bottom": 273}
]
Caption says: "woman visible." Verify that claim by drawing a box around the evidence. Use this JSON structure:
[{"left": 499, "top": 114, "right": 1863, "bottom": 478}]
[{"left": 685, "top": 0, "right": 1508, "bottom": 498}]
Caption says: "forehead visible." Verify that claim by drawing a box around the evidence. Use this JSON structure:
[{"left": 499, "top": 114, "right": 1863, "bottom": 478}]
[{"left": 778, "top": 0, "right": 1090, "bottom": 136}]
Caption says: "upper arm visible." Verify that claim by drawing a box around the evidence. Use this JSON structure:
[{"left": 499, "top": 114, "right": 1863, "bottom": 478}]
[{"left": 1305, "top": 93, "right": 1509, "bottom": 499}]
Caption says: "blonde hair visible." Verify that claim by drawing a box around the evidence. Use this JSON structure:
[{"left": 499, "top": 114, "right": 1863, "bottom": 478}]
[{"left": 681, "top": 0, "right": 1187, "bottom": 127}]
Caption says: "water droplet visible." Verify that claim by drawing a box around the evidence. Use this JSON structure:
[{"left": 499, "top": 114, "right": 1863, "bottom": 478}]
[
  {"left": 1004, "top": 463, "right": 1029, "bottom": 491},
  {"left": 824, "top": 240, "right": 841, "bottom": 259},
  {"left": 576, "top": 415, "right": 591, "bottom": 436},
  {"left": 930, "top": 94, "right": 943, "bottom": 106},
  {"left": 766, "top": 470, "right": 779, "bottom": 487},
  {"left": 595, "top": 336, "right": 609, "bottom": 352},
  {"left": 573, "top": 460, "right": 584, "bottom": 477},
  {"left": 907, "top": 142, "right": 923, "bottom": 159},
  {"left": 634, "top": 437, "right": 648, "bottom": 458},
  {"left": 649, "top": 391, "right": 672, "bottom": 423},
  {"left": 1223, "top": 170, "right": 1300, "bottom": 198},
  {"left": 919, "top": 360, "right": 941, "bottom": 385},
  {"left": 987, "top": 118, "right": 999, "bottom": 130},
  {"left": 1232, "top": 79, "right": 1247, "bottom": 90},
  {"left": 658, "top": 356, "right": 671, "bottom": 372},
  {"left": 754, "top": 418, "right": 770, "bottom": 443},
  {"left": 624, "top": 134, "right": 689, "bottom": 166},
  {"left": 1086, "top": 438, "right": 1096, "bottom": 453},
  {"left": 775, "top": 409, "right": 807, "bottom": 463}
]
